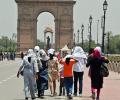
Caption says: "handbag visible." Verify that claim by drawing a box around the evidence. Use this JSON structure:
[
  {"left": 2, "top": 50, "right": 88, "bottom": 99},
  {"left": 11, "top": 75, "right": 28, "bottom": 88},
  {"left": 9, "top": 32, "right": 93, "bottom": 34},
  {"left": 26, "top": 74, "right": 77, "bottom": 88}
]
[{"left": 100, "top": 63, "right": 109, "bottom": 77}]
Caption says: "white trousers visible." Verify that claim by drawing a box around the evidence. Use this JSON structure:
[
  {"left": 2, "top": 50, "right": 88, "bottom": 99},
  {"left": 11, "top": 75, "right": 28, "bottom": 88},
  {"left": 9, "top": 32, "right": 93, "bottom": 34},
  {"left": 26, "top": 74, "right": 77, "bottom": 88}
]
[{"left": 23, "top": 70, "right": 36, "bottom": 98}]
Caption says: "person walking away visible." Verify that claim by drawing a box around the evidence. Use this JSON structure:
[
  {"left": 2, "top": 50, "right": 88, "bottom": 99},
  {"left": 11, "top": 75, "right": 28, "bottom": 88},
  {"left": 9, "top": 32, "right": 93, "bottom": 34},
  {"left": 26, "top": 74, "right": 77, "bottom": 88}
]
[
  {"left": 72, "top": 46, "right": 87, "bottom": 97},
  {"left": 21, "top": 52, "right": 24, "bottom": 59},
  {"left": 48, "top": 49, "right": 59, "bottom": 97},
  {"left": 86, "top": 47, "right": 109, "bottom": 100},
  {"left": 87, "top": 48, "right": 94, "bottom": 96},
  {"left": 59, "top": 64, "right": 65, "bottom": 96},
  {"left": 0, "top": 52, "right": 3, "bottom": 61},
  {"left": 60, "top": 55, "right": 77, "bottom": 99},
  {"left": 36, "top": 49, "right": 49, "bottom": 99},
  {"left": 17, "top": 49, "right": 38, "bottom": 100},
  {"left": 33, "top": 46, "right": 41, "bottom": 94}
]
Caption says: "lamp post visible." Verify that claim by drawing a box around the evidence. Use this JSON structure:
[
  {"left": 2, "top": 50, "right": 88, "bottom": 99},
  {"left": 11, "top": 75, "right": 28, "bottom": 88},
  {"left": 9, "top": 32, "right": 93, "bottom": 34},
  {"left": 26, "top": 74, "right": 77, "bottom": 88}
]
[
  {"left": 81, "top": 24, "right": 84, "bottom": 48},
  {"left": 102, "top": 0, "right": 108, "bottom": 53},
  {"left": 77, "top": 29, "right": 80, "bottom": 44},
  {"left": 89, "top": 15, "right": 92, "bottom": 51},
  {"left": 97, "top": 20, "right": 99, "bottom": 45},
  {"left": 107, "top": 32, "right": 110, "bottom": 56}
]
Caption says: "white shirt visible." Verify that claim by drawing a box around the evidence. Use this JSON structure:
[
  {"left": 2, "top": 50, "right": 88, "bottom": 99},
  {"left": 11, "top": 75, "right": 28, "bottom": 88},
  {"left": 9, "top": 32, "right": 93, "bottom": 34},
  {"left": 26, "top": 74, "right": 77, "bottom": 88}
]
[{"left": 73, "top": 58, "right": 86, "bottom": 72}]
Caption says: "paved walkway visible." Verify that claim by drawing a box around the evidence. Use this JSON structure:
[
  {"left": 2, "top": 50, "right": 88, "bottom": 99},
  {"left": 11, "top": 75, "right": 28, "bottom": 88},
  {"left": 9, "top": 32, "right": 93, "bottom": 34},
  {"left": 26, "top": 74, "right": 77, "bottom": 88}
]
[{"left": 0, "top": 59, "right": 120, "bottom": 100}]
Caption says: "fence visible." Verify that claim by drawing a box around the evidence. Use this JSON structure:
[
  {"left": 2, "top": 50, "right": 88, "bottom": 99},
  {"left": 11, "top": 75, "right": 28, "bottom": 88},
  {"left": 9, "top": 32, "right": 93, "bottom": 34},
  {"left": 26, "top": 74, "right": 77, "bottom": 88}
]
[{"left": 107, "top": 55, "right": 120, "bottom": 74}]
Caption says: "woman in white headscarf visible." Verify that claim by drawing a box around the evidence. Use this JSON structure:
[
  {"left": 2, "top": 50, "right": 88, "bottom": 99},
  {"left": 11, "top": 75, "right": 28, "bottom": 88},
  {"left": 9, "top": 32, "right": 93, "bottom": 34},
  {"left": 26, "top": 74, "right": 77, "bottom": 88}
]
[
  {"left": 36, "top": 49, "right": 49, "bottom": 99},
  {"left": 72, "top": 46, "right": 87, "bottom": 97},
  {"left": 17, "top": 49, "right": 38, "bottom": 100}
]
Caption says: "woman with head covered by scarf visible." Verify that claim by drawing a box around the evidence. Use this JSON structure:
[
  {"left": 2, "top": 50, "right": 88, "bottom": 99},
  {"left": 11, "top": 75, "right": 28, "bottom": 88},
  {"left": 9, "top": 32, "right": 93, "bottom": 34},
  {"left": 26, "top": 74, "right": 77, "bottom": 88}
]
[
  {"left": 17, "top": 49, "right": 39, "bottom": 100},
  {"left": 72, "top": 46, "right": 87, "bottom": 97},
  {"left": 86, "top": 47, "right": 109, "bottom": 100},
  {"left": 36, "top": 49, "right": 49, "bottom": 99}
]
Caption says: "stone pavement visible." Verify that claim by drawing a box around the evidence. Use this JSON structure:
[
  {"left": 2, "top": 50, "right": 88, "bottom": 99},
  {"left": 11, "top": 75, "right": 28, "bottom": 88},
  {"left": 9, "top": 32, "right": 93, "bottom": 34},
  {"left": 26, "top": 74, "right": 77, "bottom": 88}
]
[
  {"left": 0, "top": 59, "right": 120, "bottom": 100},
  {"left": 24, "top": 69, "right": 120, "bottom": 100}
]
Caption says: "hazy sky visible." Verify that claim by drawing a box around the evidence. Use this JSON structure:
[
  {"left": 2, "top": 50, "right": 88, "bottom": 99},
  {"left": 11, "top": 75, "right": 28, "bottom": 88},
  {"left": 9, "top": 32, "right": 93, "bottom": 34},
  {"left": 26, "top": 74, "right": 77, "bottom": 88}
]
[{"left": 0, "top": 0, "right": 120, "bottom": 43}]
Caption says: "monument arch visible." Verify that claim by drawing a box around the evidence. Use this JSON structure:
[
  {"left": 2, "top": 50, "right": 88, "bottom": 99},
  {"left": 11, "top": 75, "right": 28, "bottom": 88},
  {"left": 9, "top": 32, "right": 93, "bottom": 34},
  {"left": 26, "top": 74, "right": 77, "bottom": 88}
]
[
  {"left": 37, "top": 12, "right": 55, "bottom": 49},
  {"left": 15, "top": 0, "right": 76, "bottom": 51}
]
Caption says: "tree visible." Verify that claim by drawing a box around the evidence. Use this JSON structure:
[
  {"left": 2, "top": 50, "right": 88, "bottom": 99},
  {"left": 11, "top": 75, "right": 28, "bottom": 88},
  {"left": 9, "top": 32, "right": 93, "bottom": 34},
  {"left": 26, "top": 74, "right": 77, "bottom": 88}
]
[
  {"left": 0, "top": 36, "right": 17, "bottom": 52},
  {"left": 78, "top": 39, "right": 97, "bottom": 52},
  {"left": 105, "top": 32, "right": 120, "bottom": 54}
]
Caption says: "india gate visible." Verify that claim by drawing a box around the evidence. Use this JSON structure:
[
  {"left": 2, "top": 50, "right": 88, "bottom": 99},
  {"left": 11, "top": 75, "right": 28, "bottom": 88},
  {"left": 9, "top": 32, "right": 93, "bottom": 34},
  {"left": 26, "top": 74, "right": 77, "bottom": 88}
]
[{"left": 15, "top": 0, "right": 76, "bottom": 51}]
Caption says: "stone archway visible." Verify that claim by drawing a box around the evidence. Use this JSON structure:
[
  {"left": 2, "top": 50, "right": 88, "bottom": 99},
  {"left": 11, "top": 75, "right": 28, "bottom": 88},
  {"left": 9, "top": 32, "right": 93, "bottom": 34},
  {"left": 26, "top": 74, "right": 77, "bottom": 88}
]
[{"left": 15, "top": 0, "right": 76, "bottom": 51}]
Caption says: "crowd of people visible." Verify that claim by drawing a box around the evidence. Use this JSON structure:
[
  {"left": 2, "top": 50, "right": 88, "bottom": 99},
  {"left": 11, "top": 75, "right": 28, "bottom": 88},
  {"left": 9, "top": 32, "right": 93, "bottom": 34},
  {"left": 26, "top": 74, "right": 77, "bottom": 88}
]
[
  {"left": 17, "top": 45, "right": 109, "bottom": 100},
  {"left": 0, "top": 51, "right": 16, "bottom": 61}
]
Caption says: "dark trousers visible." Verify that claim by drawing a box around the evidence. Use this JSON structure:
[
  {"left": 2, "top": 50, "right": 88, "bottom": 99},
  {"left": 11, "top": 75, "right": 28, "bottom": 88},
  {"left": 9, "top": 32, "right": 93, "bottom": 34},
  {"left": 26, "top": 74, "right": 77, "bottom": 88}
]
[
  {"left": 64, "top": 77, "right": 73, "bottom": 96},
  {"left": 59, "top": 78, "right": 65, "bottom": 95},
  {"left": 38, "top": 90, "right": 44, "bottom": 97},
  {"left": 73, "top": 71, "right": 84, "bottom": 94}
]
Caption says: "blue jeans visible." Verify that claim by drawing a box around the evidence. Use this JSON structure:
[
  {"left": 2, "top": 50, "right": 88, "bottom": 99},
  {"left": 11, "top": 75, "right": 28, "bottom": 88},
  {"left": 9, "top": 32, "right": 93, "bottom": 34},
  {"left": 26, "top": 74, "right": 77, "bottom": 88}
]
[{"left": 64, "top": 77, "right": 73, "bottom": 95}]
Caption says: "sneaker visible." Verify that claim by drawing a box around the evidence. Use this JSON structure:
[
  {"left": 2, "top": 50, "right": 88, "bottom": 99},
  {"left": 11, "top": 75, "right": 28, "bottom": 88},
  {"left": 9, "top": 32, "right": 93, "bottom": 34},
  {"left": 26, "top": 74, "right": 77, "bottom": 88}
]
[
  {"left": 79, "top": 93, "right": 82, "bottom": 97},
  {"left": 73, "top": 93, "right": 77, "bottom": 96},
  {"left": 59, "top": 93, "right": 62, "bottom": 96},
  {"left": 53, "top": 92, "right": 57, "bottom": 96},
  {"left": 25, "top": 97, "right": 28, "bottom": 100},
  {"left": 68, "top": 95, "right": 73, "bottom": 99},
  {"left": 39, "top": 96, "right": 44, "bottom": 99},
  {"left": 32, "top": 97, "right": 36, "bottom": 100},
  {"left": 50, "top": 94, "right": 54, "bottom": 97},
  {"left": 68, "top": 93, "right": 73, "bottom": 99}
]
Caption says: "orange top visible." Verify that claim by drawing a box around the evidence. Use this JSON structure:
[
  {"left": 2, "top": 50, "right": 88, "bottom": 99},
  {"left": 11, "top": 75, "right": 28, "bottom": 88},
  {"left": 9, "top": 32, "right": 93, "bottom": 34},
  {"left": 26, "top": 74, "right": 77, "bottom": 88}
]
[{"left": 60, "top": 59, "right": 76, "bottom": 77}]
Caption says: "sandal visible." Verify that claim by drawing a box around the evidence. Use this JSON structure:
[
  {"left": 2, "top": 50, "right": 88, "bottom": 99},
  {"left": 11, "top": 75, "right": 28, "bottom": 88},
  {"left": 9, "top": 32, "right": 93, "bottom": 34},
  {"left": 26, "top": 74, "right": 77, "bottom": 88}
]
[{"left": 53, "top": 92, "right": 57, "bottom": 96}]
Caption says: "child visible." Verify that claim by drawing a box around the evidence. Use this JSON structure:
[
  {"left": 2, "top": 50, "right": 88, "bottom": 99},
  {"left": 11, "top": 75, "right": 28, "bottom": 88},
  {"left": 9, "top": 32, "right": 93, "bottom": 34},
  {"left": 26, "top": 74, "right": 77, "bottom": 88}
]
[
  {"left": 59, "top": 64, "right": 65, "bottom": 96},
  {"left": 60, "top": 55, "right": 77, "bottom": 99}
]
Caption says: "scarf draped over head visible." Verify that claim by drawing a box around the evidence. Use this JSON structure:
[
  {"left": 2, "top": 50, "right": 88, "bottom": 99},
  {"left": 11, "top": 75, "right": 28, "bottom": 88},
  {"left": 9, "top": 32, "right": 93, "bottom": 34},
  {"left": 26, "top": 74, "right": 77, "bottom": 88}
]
[
  {"left": 40, "top": 49, "right": 49, "bottom": 61},
  {"left": 94, "top": 46, "right": 102, "bottom": 55},
  {"left": 34, "top": 46, "right": 40, "bottom": 57},
  {"left": 72, "top": 46, "right": 87, "bottom": 60},
  {"left": 27, "top": 49, "right": 34, "bottom": 57},
  {"left": 93, "top": 46, "right": 102, "bottom": 58},
  {"left": 48, "top": 48, "right": 55, "bottom": 55},
  {"left": 23, "top": 49, "right": 34, "bottom": 65}
]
